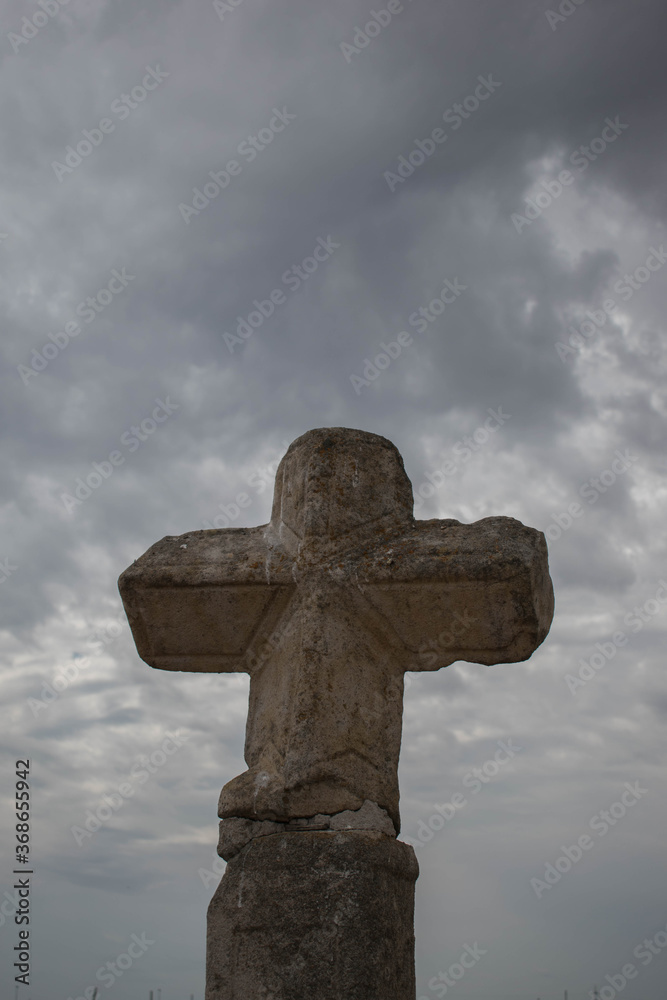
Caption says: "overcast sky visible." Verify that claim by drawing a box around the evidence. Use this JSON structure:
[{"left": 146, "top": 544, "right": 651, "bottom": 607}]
[{"left": 2, "top": 0, "right": 667, "bottom": 998}]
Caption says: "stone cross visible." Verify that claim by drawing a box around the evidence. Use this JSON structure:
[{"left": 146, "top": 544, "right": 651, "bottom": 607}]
[{"left": 118, "top": 427, "right": 554, "bottom": 1000}]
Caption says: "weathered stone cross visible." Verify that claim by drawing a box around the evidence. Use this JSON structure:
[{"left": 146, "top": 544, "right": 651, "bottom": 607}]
[{"left": 119, "top": 426, "right": 553, "bottom": 1000}]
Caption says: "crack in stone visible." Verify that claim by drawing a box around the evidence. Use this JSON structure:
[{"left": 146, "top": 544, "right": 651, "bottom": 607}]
[{"left": 218, "top": 799, "right": 396, "bottom": 860}]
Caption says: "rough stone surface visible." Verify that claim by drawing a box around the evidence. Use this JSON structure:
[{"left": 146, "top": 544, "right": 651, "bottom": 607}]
[
  {"left": 218, "top": 799, "right": 396, "bottom": 860},
  {"left": 217, "top": 817, "right": 283, "bottom": 861},
  {"left": 119, "top": 426, "right": 554, "bottom": 833},
  {"left": 329, "top": 798, "right": 396, "bottom": 835},
  {"left": 119, "top": 426, "right": 554, "bottom": 999},
  {"left": 206, "top": 830, "right": 419, "bottom": 1000}
]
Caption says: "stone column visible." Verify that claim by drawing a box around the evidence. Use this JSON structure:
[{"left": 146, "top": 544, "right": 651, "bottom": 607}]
[{"left": 206, "top": 824, "right": 419, "bottom": 1000}]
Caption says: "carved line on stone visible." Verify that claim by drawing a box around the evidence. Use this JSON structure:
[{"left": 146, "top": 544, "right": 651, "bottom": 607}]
[
  {"left": 240, "top": 585, "right": 297, "bottom": 675},
  {"left": 340, "top": 581, "right": 416, "bottom": 661},
  {"left": 234, "top": 743, "right": 386, "bottom": 797},
  {"left": 242, "top": 736, "right": 286, "bottom": 775},
  {"left": 317, "top": 745, "right": 386, "bottom": 772},
  {"left": 359, "top": 585, "right": 455, "bottom": 658},
  {"left": 267, "top": 512, "right": 414, "bottom": 567}
]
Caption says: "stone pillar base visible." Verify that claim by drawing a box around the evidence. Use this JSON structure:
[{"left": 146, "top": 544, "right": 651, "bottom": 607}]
[{"left": 206, "top": 829, "right": 418, "bottom": 1000}]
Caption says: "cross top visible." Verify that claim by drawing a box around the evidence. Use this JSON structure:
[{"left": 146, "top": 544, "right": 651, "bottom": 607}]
[
  {"left": 267, "top": 427, "right": 413, "bottom": 559},
  {"left": 119, "top": 427, "right": 553, "bottom": 833}
]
